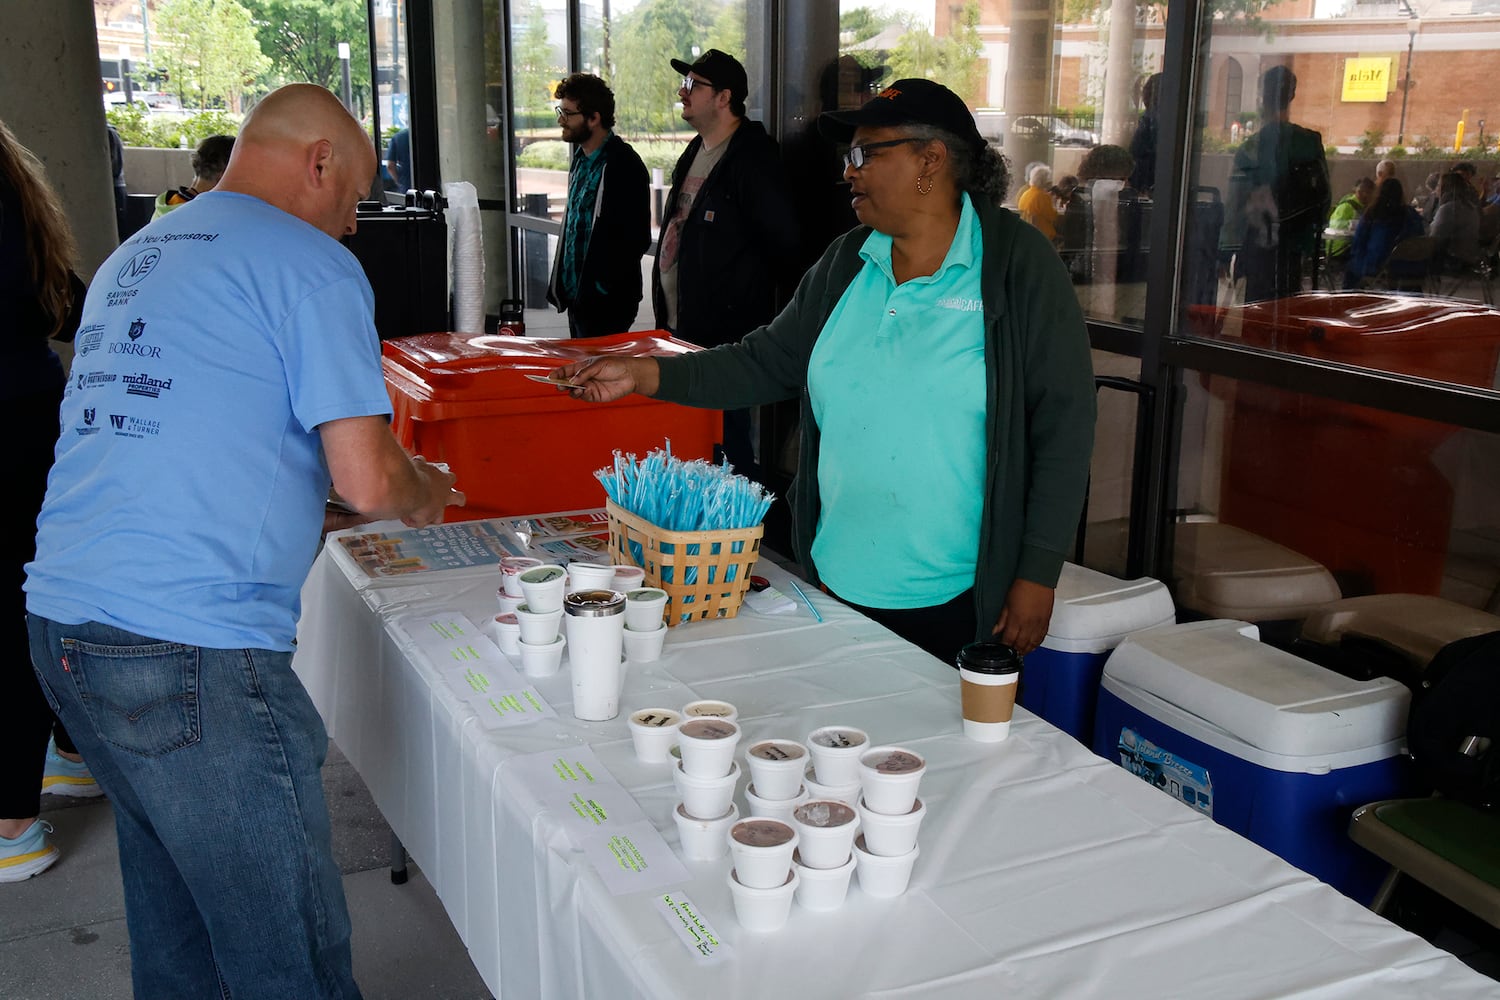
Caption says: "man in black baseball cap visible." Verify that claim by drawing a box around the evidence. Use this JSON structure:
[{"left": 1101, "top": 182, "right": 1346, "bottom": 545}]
[
  {"left": 818, "top": 78, "right": 987, "bottom": 153},
  {"left": 669, "top": 49, "right": 748, "bottom": 111},
  {"left": 652, "top": 48, "right": 798, "bottom": 479}
]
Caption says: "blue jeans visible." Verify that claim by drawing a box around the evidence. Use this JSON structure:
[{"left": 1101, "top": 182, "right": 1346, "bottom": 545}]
[{"left": 26, "top": 616, "right": 361, "bottom": 1000}]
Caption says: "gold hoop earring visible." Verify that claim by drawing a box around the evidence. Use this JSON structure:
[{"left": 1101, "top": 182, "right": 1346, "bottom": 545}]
[{"left": 916, "top": 175, "right": 933, "bottom": 196}]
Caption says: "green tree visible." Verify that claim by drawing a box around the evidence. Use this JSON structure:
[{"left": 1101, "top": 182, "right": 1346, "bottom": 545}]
[
  {"left": 513, "top": 0, "right": 562, "bottom": 117},
  {"left": 886, "top": 23, "right": 945, "bottom": 82},
  {"left": 155, "top": 0, "right": 270, "bottom": 111},
  {"left": 840, "top": 7, "right": 887, "bottom": 44},
  {"left": 707, "top": 2, "right": 746, "bottom": 68},
  {"left": 945, "top": 1, "right": 984, "bottom": 105},
  {"left": 241, "top": 0, "right": 371, "bottom": 96},
  {"left": 609, "top": 0, "right": 716, "bottom": 134}
]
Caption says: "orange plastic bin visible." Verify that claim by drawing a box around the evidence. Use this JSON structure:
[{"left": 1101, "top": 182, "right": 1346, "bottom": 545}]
[
  {"left": 1186, "top": 293, "right": 1500, "bottom": 595},
  {"left": 381, "top": 330, "right": 721, "bottom": 520}
]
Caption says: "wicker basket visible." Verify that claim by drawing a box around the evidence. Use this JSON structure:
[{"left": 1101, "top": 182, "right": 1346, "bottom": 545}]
[{"left": 605, "top": 500, "right": 764, "bottom": 627}]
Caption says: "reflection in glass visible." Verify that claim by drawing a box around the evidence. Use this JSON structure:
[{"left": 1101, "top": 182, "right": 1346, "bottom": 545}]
[
  {"left": 373, "top": 0, "right": 410, "bottom": 193},
  {"left": 1173, "top": 371, "right": 1500, "bottom": 616},
  {"left": 833, "top": 1, "right": 1163, "bottom": 329},
  {"left": 1182, "top": 3, "right": 1500, "bottom": 391}
]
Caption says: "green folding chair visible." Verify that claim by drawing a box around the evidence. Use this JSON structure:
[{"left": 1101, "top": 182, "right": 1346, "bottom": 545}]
[{"left": 1349, "top": 798, "right": 1500, "bottom": 928}]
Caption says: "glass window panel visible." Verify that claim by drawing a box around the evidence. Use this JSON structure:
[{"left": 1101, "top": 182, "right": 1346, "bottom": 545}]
[
  {"left": 1180, "top": 4, "right": 1500, "bottom": 394},
  {"left": 1171, "top": 371, "right": 1500, "bottom": 615},
  {"left": 834, "top": 1, "right": 1162, "bottom": 329},
  {"left": 509, "top": 0, "right": 767, "bottom": 335},
  {"left": 511, "top": 0, "right": 569, "bottom": 222},
  {"left": 373, "top": 0, "right": 412, "bottom": 193}
]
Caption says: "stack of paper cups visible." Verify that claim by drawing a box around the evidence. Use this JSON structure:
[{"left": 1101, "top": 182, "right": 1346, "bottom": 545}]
[{"left": 852, "top": 746, "right": 926, "bottom": 898}]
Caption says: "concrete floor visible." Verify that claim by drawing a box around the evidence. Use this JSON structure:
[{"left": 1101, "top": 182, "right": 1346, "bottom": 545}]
[{"left": 0, "top": 743, "right": 493, "bottom": 1000}]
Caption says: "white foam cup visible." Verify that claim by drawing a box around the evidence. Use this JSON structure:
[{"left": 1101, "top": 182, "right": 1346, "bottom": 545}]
[
  {"left": 567, "top": 561, "right": 616, "bottom": 590},
  {"left": 488, "top": 613, "right": 522, "bottom": 656},
  {"left": 624, "top": 587, "right": 668, "bottom": 631},
  {"left": 858, "top": 745, "right": 927, "bottom": 816},
  {"left": 803, "top": 761, "right": 862, "bottom": 810},
  {"left": 727, "top": 867, "right": 799, "bottom": 933},
  {"left": 676, "top": 717, "right": 741, "bottom": 778},
  {"left": 681, "top": 699, "right": 739, "bottom": 725},
  {"left": 673, "top": 760, "right": 740, "bottom": 820},
  {"left": 517, "top": 634, "right": 566, "bottom": 678},
  {"left": 806, "top": 726, "right": 869, "bottom": 786},
  {"left": 790, "top": 799, "right": 860, "bottom": 870},
  {"left": 856, "top": 795, "right": 927, "bottom": 857},
  {"left": 622, "top": 622, "right": 667, "bottom": 663},
  {"left": 500, "top": 556, "right": 541, "bottom": 598},
  {"left": 495, "top": 591, "right": 525, "bottom": 616},
  {"left": 727, "top": 816, "right": 799, "bottom": 890},
  {"left": 793, "top": 848, "right": 856, "bottom": 912},
  {"left": 853, "top": 833, "right": 919, "bottom": 898},
  {"left": 612, "top": 565, "right": 645, "bottom": 592},
  {"left": 518, "top": 564, "right": 568, "bottom": 614},
  {"left": 745, "top": 739, "right": 808, "bottom": 800},
  {"left": 627, "top": 707, "right": 681, "bottom": 763},
  {"left": 744, "top": 783, "right": 808, "bottom": 825},
  {"left": 673, "top": 802, "right": 738, "bottom": 862},
  {"left": 514, "top": 603, "right": 563, "bottom": 645}
]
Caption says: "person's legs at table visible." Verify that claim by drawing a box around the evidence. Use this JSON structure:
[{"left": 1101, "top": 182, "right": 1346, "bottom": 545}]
[
  {"left": 828, "top": 588, "right": 977, "bottom": 667},
  {"left": 27, "top": 615, "right": 361, "bottom": 1000}
]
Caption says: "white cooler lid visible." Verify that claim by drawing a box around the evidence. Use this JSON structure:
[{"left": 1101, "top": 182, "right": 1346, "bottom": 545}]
[
  {"left": 1042, "top": 563, "right": 1177, "bottom": 653},
  {"left": 1102, "top": 619, "right": 1410, "bottom": 757}
]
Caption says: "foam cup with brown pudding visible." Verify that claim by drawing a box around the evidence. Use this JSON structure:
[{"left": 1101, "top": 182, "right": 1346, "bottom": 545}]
[
  {"left": 745, "top": 738, "right": 808, "bottom": 801},
  {"left": 676, "top": 717, "right": 742, "bottom": 779},
  {"left": 727, "top": 817, "right": 800, "bottom": 889}
]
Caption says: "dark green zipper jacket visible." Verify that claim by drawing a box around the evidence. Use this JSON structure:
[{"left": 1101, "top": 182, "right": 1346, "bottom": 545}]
[{"left": 655, "top": 197, "right": 1095, "bottom": 641}]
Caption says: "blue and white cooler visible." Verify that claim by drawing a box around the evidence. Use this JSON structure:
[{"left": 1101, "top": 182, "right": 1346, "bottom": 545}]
[
  {"left": 1020, "top": 563, "right": 1175, "bottom": 743},
  {"left": 1092, "top": 619, "right": 1413, "bottom": 901}
]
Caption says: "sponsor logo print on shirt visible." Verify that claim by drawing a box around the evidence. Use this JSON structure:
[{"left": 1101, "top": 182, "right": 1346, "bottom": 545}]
[
  {"left": 76, "top": 325, "right": 106, "bottom": 356},
  {"left": 935, "top": 296, "right": 982, "bottom": 313},
  {"left": 75, "top": 408, "right": 101, "bottom": 436},
  {"left": 75, "top": 371, "right": 118, "bottom": 391},
  {"left": 123, "top": 372, "right": 172, "bottom": 399},
  {"left": 109, "top": 414, "right": 160, "bottom": 439},
  {"left": 109, "top": 319, "right": 162, "bottom": 359},
  {"left": 116, "top": 248, "right": 161, "bottom": 288}
]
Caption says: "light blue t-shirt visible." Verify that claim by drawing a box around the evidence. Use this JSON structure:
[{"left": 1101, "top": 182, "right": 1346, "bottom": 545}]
[
  {"left": 807, "top": 193, "right": 988, "bottom": 608},
  {"left": 26, "top": 192, "right": 393, "bottom": 651}
]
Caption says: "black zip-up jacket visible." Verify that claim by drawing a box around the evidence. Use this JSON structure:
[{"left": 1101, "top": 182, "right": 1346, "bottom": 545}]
[
  {"left": 651, "top": 118, "right": 799, "bottom": 348},
  {"left": 547, "top": 133, "right": 651, "bottom": 336}
]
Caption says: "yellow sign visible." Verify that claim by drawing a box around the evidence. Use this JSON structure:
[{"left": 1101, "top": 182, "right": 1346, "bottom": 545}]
[{"left": 1342, "top": 58, "right": 1391, "bottom": 103}]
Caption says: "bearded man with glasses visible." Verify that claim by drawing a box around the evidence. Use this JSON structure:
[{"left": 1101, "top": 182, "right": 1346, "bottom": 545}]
[{"left": 545, "top": 73, "right": 650, "bottom": 338}]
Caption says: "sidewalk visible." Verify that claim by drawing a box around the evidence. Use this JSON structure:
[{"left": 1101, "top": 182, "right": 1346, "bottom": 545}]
[{"left": 0, "top": 743, "right": 493, "bottom": 1000}]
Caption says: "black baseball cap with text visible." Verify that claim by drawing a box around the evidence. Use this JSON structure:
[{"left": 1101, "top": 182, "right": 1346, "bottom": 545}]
[
  {"left": 670, "top": 49, "right": 748, "bottom": 104},
  {"left": 819, "top": 78, "right": 986, "bottom": 152}
]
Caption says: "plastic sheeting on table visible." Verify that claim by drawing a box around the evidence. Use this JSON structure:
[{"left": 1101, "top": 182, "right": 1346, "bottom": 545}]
[{"left": 294, "top": 522, "right": 1496, "bottom": 1000}]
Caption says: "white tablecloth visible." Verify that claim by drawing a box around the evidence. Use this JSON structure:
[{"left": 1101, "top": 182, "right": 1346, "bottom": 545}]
[{"left": 294, "top": 525, "right": 1496, "bottom": 999}]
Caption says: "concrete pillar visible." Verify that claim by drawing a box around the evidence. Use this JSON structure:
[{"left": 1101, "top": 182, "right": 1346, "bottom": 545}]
[
  {"left": 1100, "top": 0, "right": 1137, "bottom": 147},
  {"left": 0, "top": 1, "right": 119, "bottom": 280},
  {"left": 1002, "top": 0, "right": 1056, "bottom": 194}
]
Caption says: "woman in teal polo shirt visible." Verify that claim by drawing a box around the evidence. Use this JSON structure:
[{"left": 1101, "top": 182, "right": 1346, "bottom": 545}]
[{"left": 560, "top": 79, "right": 1095, "bottom": 665}]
